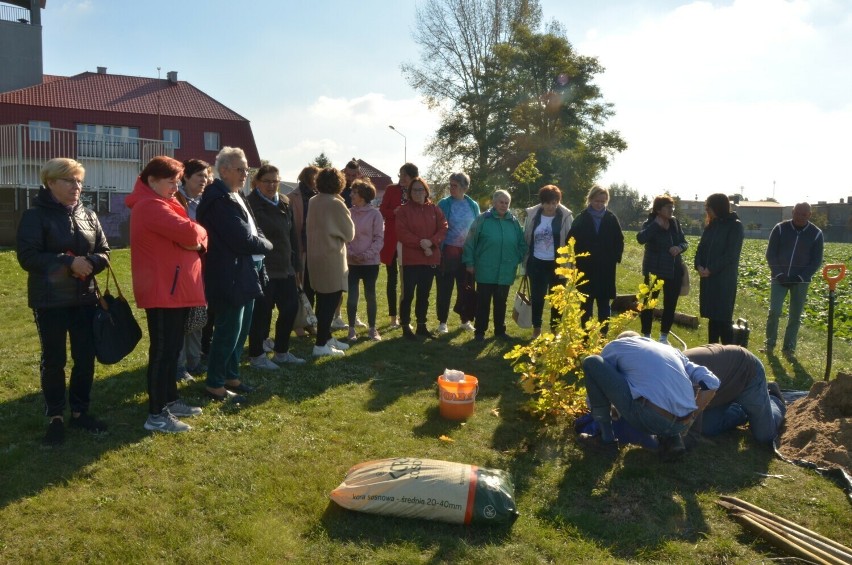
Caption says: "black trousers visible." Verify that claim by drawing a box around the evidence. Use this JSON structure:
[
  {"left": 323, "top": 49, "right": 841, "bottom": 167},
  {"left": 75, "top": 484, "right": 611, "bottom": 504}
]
[
  {"left": 474, "top": 283, "right": 510, "bottom": 336},
  {"left": 400, "top": 264, "right": 436, "bottom": 326},
  {"left": 315, "top": 290, "right": 342, "bottom": 346},
  {"left": 436, "top": 248, "right": 469, "bottom": 324},
  {"left": 708, "top": 319, "right": 734, "bottom": 345},
  {"left": 640, "top": 273, "right": 682, "bottom": 335},
  {"left": 145, "top": 308, "right": 186, "bottom": 415},
  {"left": 33, "top": 305, "right": 97, "bottom": 418},
  {"left": 385, "top": 252, "right": 398, "bottom": 317},
  {"left": 248, "top": 276, "right": 298, "bottom": 357},
  {"left": 527, "top": 256, "right": 561, "bottom": 330}
]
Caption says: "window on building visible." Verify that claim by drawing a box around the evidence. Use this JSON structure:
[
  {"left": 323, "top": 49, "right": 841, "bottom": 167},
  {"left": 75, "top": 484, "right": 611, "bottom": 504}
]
[
  {"left": 163, "top": 129, "right": 181, "bottom": 149},
  {"left": 29, "top": 121, "right": 50, "bottom": 142},
  {"left": 204, "top": 132, "right": 220, "bottom": 151}
]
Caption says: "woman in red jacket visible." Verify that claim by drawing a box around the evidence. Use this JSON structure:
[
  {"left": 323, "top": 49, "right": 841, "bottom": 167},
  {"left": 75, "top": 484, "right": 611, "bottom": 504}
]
[
  {"left": 395, "top": 177, "right": 448, "bottom": 339},
  {"left": 127, "top": 156, "right": 208, "bottom": 433},
  {"left": 379, "top": 162, "right": 418, "bottom": 328}
]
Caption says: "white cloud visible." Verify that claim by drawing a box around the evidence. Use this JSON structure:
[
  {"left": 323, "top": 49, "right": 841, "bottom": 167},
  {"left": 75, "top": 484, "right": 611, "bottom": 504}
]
[
  {"left": 579, "top": 0, "right": 852, "bottom": 205},
  {"left": 60, "top": 0, "right": 94, "bottom": 13},
  {"left": 254, "top": 94, "right": 440, "bottom": 182}
]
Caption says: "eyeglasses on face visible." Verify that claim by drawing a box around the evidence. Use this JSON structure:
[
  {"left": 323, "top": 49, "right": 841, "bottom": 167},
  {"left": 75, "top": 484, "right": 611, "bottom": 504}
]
[
  {"left": 229, "top": 166, "right": 249, "bottom": 174},
  {"left": 59, "top": 178, "right": 83, "bottom": 186}
]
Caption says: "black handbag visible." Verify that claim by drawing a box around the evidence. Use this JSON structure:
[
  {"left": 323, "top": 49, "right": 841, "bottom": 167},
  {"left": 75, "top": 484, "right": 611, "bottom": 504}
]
[
  {"left": 453, "top": 271, "right": 477, "bottom": 322},
  {"left": 93, "top": 261, "right": 142, "bottom": 365}
]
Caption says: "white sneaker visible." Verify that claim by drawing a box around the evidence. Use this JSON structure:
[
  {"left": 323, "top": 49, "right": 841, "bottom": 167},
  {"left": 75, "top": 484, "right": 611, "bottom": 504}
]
[
  {"left": 262, "top": 338, "right": 275, "bottom": 353},
  {"left": 166, "top": 399, "right": 202, "bottom": 417},
  {"left": 368, "top": 328, "right": 382, "bottom": 341},
  {"left": 327, "top": 337, "right": 350, "bottom": 350},
  {"left": 313, "top": 344, "right": 345, "bottom": 357},
  {"left": 144, "top": 410, "right": 191, "bottom": 433},
  {"left": 250, "top": 355, "right": 280, "bottom": 370},
  {"left": 658, "top": 334, "right": 670, "bottom": 345},
  {"left": 460, "top": 321, "right": 475, "bottom": 332},
  {"left": 355, "top": 317, "right": 368, "bottom": 328},
  {"left": 388, "top": 317, "right": 401, "bottom": 329},
  {"left": 272, "top": 351, "right": 306, "bottom": 364},
  {"left": 437, "top": 323, "right": 449, "bottom": 334},
  {"left": 331, "top": 316, "right": 347, "bottom": 329}
]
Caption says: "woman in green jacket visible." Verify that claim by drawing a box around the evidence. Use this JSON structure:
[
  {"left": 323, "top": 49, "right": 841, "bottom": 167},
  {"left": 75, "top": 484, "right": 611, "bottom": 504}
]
[{"left": 463, "top": 190, "right": 526, "bottom": 341}]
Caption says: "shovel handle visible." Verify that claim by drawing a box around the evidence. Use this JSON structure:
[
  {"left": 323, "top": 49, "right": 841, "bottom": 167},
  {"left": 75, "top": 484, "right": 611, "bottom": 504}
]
[{"left": 821, "top": 264, "right": 846, "bottom": 291}]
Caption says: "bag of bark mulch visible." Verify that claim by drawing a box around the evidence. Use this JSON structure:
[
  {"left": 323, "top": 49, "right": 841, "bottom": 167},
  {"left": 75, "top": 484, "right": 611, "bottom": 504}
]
[{"left": 330, "top": 457, "right": 518, "bottom": 525}]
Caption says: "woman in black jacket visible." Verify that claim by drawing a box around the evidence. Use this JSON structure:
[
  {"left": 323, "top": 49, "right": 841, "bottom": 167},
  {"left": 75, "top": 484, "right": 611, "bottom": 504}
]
[
  {"left": 196, "top": 147, "right": 272, "bottom": 402},
  {"left": 636, "top": 195, "right": 688, "bottom": 344},
  {"left": 16, "top": 158, "right": 110, "bottom": 446},
  {"left": 695, "top": 193, "right": 744, "bottom": 344},
  {"left": 246, "top": 165, "right": 304, "bottom": 370},
  {"left": 566, "top": 185, "right": 624, "bottom": 332}
]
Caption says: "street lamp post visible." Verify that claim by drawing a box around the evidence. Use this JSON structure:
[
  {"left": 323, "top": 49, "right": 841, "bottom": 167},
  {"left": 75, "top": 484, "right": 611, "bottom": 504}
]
[{"left": 388, "top": 125, "right": 407, "bottom": 163}]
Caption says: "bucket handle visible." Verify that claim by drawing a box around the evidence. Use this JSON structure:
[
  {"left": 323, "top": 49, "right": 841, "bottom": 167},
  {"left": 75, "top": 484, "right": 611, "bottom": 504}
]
[
  {"left": 439, "top": 383, "right": 479, "bottom": 402},
  {"left": 822, "top": 264, "right": 847, "bottom": 292}
]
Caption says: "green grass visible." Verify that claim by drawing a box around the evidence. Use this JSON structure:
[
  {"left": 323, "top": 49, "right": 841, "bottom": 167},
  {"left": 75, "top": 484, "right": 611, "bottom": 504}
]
[{"left": 0, "top": 237, "right": 849, "bottom": 564}]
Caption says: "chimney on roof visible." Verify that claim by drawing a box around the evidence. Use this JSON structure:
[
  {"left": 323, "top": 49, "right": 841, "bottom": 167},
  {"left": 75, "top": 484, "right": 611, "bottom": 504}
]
[
  {"left": 167, "top": 71, "right": 178, "bottom": 84},
  {"left": 97, "top": 66, "right": 107, "bottom": 74}
]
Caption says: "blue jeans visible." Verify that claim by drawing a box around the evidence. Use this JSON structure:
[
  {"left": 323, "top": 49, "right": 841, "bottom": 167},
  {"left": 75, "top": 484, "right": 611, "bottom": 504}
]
[
  {"left": 206, "top": 299, "right": 254, "bottom": 388},
  {"left": 700, "top": 357, "right": 785, "bottom": 443},
  {"left": 177, "top": 328, "right": 203, "bottom": 376},
  {"left": 765, "top": 281, "right": 809, "bottom": 351},
  {"left": 582, "top": 355, "right": 690, "bottom": 439}
]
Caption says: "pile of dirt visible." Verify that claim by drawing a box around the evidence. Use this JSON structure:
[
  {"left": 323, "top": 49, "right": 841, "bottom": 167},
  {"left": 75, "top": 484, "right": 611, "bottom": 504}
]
[{"left": 777, "top": 372, "right": 852, "bottom": 473}]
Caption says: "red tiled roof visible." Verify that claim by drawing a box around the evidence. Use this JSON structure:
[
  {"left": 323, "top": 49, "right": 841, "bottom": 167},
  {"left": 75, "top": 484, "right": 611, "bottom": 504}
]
[
  {"left": 0, "top": 72, "right": 248, "bottom": 121},
  {"left": 356, "top": 159, "right": 391, "bottom": 180}
]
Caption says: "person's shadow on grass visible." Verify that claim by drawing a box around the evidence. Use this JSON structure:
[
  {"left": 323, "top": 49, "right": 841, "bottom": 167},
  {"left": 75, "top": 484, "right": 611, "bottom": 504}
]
[
  {"left": 0, "top": 367, "right": 153, "bottom": 510},
  {"left": 536, "top": 429, "right": 776, "bottom": 559}
]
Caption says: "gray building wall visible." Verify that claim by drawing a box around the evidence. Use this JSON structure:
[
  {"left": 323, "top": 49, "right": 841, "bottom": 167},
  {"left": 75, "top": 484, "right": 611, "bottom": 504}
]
[{"left": 0, "top": 15, "right": 42, "bottom": 94}]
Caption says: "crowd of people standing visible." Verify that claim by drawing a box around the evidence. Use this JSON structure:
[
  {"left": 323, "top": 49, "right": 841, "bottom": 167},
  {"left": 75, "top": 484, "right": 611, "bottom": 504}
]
[{"left": 16, "top": 150, "right": 824, "bottom": 445}]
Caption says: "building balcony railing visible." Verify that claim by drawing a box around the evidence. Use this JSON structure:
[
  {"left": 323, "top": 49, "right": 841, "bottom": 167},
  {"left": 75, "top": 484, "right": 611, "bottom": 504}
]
[
  {"left": 0, "top": 123, "right": 173, "bottom": 192},
  {"left": 0, "top": 4, "right": 31, "bottom": 24}
]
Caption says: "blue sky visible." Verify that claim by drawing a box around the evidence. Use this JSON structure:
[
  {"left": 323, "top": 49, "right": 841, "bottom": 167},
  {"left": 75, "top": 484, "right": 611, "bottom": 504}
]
[{"left": 41, "top": 0, "right": 852, "bottom": 206}]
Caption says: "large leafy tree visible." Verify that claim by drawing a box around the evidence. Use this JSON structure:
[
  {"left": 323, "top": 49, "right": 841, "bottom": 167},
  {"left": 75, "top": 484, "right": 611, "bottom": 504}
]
[
  {"left": 491, "top": 24, "right": 627, "bottom": 209},
  {"left": 404, "top": 0, "right": 625, "bottom": 209},
  {"left": 402, "top": 0, "right": 541, "bottom": 195}
]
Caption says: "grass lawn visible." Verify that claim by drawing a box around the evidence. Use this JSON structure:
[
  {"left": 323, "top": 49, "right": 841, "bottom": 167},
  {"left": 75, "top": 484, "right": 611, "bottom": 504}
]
[{"left": 0, "top": 236, "right": 849, "bottom": 564}]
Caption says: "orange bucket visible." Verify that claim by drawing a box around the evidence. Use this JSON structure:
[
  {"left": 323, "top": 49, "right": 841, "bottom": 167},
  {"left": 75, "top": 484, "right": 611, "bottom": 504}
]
[{"left": 437, "top": 375, "right": 478, "bottom": 420}]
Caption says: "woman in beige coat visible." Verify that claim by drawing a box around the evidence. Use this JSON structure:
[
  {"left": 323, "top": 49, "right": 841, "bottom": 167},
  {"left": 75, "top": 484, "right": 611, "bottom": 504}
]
[{"left": 306, "top": 168, "right": 355, "bottom": 357}]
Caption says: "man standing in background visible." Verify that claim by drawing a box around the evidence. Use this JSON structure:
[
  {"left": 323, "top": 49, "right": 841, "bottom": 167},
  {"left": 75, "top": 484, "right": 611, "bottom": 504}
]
[{"left": 763, "top": 202, "right": 824, "bottom": 356}]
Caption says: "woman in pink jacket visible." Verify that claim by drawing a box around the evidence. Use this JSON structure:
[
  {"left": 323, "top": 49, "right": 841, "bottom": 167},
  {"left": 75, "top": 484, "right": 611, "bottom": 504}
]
[
  {"left": 127, "top": 156, "right": 208, "bottom": 433},
  {"left": 346, "top": 180, "right": 385, "bottom": 341},
  {"left": 395, "top": 177, "right": 448, "bottom": 339}
]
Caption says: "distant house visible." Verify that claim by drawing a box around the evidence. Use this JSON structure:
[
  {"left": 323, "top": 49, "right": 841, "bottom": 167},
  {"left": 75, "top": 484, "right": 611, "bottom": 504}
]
[
  {"left": 673, "top": 199, "right": 706, "bottom": 235},
  {"left": 0, "top": 1, "right": 261, "bottom": 246},
  {"left": 813, "top": 197, "right": 852, "bottom": 243},
  {"left": 733, "top": 200, "right": 783, "bottom": 238},
  {"left": 356, "top": 159, "right": 392, "bottom": 206}
]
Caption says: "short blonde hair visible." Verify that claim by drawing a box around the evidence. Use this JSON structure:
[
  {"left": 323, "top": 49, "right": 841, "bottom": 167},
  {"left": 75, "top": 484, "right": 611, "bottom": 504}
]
[
  {"left": 41, "top": 158, "right": 84, "bottom": 186},
  {"left": 586, "top": 185, "right": 609, "bottom": 205}
]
